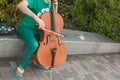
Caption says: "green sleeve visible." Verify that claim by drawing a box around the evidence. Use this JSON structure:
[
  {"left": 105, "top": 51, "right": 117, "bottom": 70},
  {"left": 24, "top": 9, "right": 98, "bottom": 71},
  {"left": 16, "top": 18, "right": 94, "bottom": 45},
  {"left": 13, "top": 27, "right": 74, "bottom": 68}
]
[{"left": 27, "top": 0, "right": 34, "bottom": 8}]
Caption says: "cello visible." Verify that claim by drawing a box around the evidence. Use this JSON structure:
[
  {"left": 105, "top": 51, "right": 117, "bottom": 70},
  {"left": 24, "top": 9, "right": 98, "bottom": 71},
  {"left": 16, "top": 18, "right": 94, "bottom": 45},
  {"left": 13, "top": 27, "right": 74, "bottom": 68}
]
[{"left": 34, "top": 0, "right": 67, "bottom": 68}]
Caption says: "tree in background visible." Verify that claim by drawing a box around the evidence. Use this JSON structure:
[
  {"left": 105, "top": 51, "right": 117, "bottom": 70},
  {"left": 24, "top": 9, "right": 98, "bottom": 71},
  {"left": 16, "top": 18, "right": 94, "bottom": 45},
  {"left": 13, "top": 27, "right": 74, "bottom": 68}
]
[
  {"left": 72, "top": 0, "right": 120, "bottom": 42},
  {"left": 0, "top": 0, "right": 22, "bottom": 25},
  {"left": 0, "top": 0, "right": 120, "bottom": 42},
  {"left": 0, "top": 0, "right": 73, "bottom": 27},
  {"left": 58, "top": 0, "right": 74, "bottom": 29}
]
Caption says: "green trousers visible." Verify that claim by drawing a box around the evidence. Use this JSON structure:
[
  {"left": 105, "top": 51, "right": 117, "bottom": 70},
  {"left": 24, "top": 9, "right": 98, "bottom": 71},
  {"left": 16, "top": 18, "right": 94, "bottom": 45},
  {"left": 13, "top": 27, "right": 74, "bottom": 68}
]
[{"left": 18, "top": 26, "right": 40, "bottom": 69}]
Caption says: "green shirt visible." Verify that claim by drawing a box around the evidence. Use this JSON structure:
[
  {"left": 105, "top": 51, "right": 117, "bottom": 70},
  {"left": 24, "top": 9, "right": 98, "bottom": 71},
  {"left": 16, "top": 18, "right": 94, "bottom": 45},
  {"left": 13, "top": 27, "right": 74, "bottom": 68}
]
[{"left": 19, "top": 0, "right": 51, "bottom": 28}]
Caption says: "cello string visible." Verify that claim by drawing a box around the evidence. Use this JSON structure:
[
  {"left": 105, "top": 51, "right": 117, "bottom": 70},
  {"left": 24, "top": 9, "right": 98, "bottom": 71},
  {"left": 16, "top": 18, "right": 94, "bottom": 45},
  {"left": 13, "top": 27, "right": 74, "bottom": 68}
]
[
  {"left": 38, "top": 1, "right": 65, "bottom": 37},
  {"left": 42, "top": 1, "right": 59, "bottom": 35}
]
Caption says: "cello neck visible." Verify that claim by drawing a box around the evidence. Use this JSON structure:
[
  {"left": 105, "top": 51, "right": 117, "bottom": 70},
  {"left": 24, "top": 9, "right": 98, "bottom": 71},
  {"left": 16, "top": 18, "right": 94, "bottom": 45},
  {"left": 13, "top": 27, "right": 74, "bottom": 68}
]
[{"left": 51, "top": 0, "right": 57, "bottom": 32}]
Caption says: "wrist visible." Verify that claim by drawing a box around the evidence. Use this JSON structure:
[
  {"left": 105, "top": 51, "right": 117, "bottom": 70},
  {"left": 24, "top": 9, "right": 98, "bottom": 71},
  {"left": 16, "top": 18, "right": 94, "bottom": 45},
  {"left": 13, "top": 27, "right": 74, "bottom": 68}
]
[
  {"left": 33, "top": 15, "right": 39, "bottom": 22},
  {"left": 52, "top": 0, "right": 58, "bottom": 3},
  {"left": 53, "top": 2, "right": 58, "bottom": 4},
  {"left": 33, "top": 15, "right": 40, "bottom": 25},
  {"left": 53, "top": 1, "right": 58, "bottom": 5}
]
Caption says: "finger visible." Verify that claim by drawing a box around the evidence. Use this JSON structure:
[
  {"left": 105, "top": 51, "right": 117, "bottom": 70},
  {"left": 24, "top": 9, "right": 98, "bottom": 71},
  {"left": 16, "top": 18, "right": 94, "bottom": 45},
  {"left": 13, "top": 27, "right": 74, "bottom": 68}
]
[
  {"left": 39, "top": 25, "right": 44, "bottom": 29},
  {"left": 39, "top": 26, "right": 42, "bottom": 28}
]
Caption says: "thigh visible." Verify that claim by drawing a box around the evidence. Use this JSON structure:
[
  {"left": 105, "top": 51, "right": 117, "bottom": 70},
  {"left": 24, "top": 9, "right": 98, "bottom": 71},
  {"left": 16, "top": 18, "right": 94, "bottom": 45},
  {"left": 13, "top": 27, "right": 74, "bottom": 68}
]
[{"left": 18, "top": 27, "right": 38, "bottom": 46}]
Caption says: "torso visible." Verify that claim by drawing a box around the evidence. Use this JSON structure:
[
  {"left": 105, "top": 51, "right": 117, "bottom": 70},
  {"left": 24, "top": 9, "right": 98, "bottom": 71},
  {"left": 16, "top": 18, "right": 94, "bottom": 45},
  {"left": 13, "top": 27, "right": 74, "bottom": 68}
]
[{"left": 19, "top": 0, "right": 51, "bottom": 29}]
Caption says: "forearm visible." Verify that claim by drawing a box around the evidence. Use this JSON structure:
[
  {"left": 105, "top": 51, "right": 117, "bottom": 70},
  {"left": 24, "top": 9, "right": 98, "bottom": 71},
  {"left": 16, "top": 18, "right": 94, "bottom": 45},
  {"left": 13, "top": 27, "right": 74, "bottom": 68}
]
[{"left": 17, "top": 0, "right": 37, "bottom": 19}]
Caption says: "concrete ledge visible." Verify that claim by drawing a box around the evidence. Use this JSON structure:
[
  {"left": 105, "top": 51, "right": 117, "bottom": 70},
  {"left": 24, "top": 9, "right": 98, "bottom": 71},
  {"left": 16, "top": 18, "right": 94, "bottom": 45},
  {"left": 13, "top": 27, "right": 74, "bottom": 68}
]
[
  {"left": 0, "top": 34, "right": 25, "bottom": 57},
  {"left": 0, "top": 29, "right": 120, "bottom": 58},
  {"left": 64, "top": 41, "right": 120, "bottom": 54}
]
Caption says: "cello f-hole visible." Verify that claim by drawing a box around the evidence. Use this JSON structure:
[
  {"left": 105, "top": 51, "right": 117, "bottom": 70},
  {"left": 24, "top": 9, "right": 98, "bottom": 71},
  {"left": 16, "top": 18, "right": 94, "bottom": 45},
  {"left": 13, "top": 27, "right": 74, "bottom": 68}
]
[
  {"left": 58, "top": 37, "right": 62, "bottom": 45},
  {"left": 44, "top": 35, "right": 50, "bottom": 45}
]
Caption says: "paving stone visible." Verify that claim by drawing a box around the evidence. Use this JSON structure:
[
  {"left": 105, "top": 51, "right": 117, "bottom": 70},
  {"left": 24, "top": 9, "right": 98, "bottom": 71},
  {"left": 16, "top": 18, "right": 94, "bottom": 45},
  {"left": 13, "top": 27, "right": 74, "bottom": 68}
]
[
  {"left": 84, "top": 74, "right": 97, "bottom": 80},
  {"left": 93, "top": 72, "right": 105, "bottom": 80},
  {"left": 0, "top": 54, "right": 120, "bottom": 80}
]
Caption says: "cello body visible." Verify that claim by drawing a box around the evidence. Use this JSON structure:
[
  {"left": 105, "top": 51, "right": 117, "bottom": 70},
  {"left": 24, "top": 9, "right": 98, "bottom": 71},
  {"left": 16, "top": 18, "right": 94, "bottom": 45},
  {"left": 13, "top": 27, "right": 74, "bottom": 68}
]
[{"left": 34, "top": 7, "right": 67, "bottom": 68}]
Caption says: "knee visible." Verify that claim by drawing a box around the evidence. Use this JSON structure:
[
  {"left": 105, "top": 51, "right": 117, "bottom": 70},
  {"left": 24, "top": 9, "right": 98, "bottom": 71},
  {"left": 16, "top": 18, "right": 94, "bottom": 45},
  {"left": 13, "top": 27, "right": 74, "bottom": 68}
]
[{"left": 30, "top": 42, "right": 39, "bottom": 51}]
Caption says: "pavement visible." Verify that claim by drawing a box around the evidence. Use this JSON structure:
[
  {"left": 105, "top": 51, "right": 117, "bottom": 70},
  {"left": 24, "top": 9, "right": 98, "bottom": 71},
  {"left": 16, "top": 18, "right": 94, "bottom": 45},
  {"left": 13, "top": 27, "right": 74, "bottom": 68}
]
[{"left": 0, "top": 53, "right": 120, "bottom": 80}]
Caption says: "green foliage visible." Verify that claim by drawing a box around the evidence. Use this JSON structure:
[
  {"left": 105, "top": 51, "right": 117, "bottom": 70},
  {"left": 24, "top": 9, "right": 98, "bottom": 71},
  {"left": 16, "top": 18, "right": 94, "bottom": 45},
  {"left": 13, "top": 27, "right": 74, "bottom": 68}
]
[
  {"left": 1, "top": 0, "right": 119, "bottom": 42},
  {"left": 72, "top": 0, "right": 120, "bottom": 42},
  {"left": 58, "top": 0, "right": 74, "bottom": 5},
  {"left": 0, "top": 0, "right": 23, "bottom": 26},
  {"left": 0, "top": 0, "right": 73, "bottom": 27},
  {"left": 58, "top": 0, "right": 74, "bottom": 28}
]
